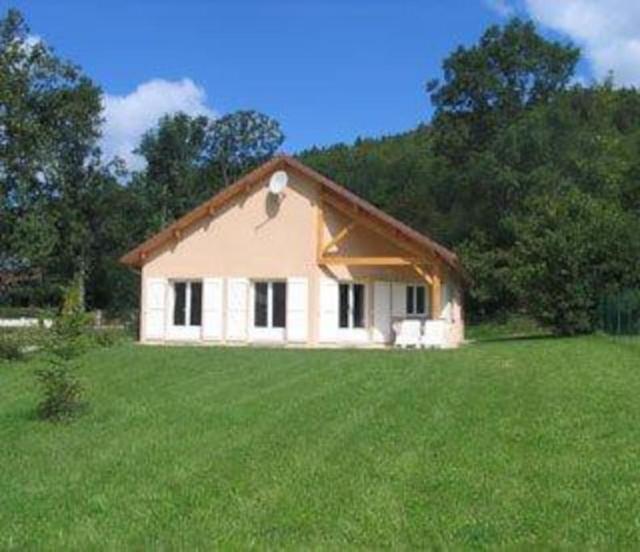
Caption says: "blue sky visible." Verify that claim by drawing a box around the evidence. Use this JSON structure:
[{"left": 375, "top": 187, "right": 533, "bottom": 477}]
[{"left": 5, "top": 1, "right": 637, "bottom": 169}]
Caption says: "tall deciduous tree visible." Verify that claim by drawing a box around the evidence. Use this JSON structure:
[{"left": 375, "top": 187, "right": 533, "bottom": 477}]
[
  {"left": 427, "top": 18, "right": 580, "bottom": 163},
  {"left": 207, "top": 110, "right": 284, "bottom": 186},
  {"left": 0, "top": 8, "right": 104, "bottom": 305},
  {"left": 133, "top": 113, "right": 210, "bottom": 231}
]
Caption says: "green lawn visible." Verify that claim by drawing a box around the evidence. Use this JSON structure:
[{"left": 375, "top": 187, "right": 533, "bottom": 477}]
[{"left": 2, "top": 336, "right": 640, "bottom": 549}]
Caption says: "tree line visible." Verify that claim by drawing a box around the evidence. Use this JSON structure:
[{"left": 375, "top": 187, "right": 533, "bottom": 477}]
[{"left": 2, "top": 9, "right": 639, "bottom": 334}]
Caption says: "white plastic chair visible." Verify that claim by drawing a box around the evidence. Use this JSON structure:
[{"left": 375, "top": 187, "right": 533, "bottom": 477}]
[
  {"left": 421, "top": 319, "right": 449, "bottom": 349},
  {"left": 393, "top": 319, "right": 422, "bottom": 348}
]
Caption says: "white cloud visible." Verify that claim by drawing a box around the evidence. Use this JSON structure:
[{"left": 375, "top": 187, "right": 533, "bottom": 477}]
[
  {"left": 484, "top": 0, "right": 516, "bottom": 18},
  {"left": 101, "top": 78, "right": 215, "bottom": 171},
  {"left": 523, "top": 0, "right": 640, "bottom": 86}
]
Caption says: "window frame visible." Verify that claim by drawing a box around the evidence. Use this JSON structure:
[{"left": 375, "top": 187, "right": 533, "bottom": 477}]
[
  {"left": 252, "top": 280, "right": 287, "bottom": 332},
  {"left": 171, "top": 280, "right": 202, "bottom": 328},
  {"left": 338, "top": 282, "right": 366, "bottom": 329},
  {"left": 406, "top": 284, "right": 427, "bottom": 316}
]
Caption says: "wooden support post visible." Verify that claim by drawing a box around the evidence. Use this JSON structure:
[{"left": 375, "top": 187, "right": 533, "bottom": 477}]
[{"left": 431, "top": 271, "right": 442, "bottom": 320}]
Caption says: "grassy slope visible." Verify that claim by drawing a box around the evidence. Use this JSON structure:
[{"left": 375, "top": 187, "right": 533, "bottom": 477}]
[{"left": 1, "top": 337, "right": 640, "bottom": 549}]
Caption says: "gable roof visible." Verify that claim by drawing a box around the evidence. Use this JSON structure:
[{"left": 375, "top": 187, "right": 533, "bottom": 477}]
[{"left": 119, "top": 155, "right": 463, "bottom": 277}]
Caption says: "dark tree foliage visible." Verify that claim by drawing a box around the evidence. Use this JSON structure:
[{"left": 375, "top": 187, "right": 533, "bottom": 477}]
[
  {"left": 133, "top": 113, "right": 211, "bottom": 231},
  {"left": 427, "top": 18, "right": 580, "bottom": 163},
  {"left": 207, "top": 110, "right": 284, "bottom": 186},
  {"left": 510, "top": 188, "right": 640, "bottom": 334},
  {"left": 0, "top": 8, "right": 106, "bottom": 306}
]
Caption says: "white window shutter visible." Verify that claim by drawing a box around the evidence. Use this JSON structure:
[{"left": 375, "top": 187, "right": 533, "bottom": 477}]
[
  {"left": 441, "top": 281, "right": 453, "bottom": 322},
  {"left": 424, "top": 284, "right": 432, "bottom": 316},
  {"left": 373, "top": 281, "right": 392, "bottom": 343},
  {"left": 319, "top": 278, "right": 339, "bottom": 342},
  {"left": 286, "top": 278, "right": 308, "bottom": 342},
  {"left": 226, "top": 278, "right": 249, "bottom": 341},
  {"left": 202, "top": 278, "right": 223, "bottom": 340},
  {"left": 391, "top": 282, "right": 405, "bottom": 318},
  {"left": 144, "top": 278, "right": 167, "bottom": 340}
]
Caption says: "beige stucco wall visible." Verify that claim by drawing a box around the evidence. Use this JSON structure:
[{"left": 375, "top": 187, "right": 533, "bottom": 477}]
[{"left": 141, "top": 170, "right": 464, "bottom": 346}]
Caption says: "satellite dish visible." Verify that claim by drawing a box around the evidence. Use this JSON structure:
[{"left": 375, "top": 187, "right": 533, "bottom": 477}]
[{"left": 268, "top": 170, "right": 288, "bottom": 195}]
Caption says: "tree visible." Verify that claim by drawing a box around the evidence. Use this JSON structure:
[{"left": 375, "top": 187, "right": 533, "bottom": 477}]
[
  {"left": 510, "top": 187, "right": 640, "bottom": 335},
  {"left": 207, "top": 110, "right": 284, "bottom": 186},
  {"left": 427, "top": 18, "right": 580, "bottom": 163},
  {"left": 133, "top": 113, "right": 210, "bottom": 231},
  {"left": 0, "top": 8, "right": 104, "bottom": 306}
]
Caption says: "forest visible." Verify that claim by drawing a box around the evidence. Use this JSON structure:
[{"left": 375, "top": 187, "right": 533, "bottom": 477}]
[{"left": 2, "top": 9, "right": 640, "bottom": 335}]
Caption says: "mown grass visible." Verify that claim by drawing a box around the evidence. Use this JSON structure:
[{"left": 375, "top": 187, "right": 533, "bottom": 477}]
[{"left": 1, "top": 336, "right": 640, "bottom": 549}]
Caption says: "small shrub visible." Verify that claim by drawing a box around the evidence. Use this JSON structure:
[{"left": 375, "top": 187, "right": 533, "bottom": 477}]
[
  {"left": 92, "top": 327, "right": 126, "bottom": 348},
  {"left": 53, "top": 280, "right": 92, "bottom": 341},
  {"left": 35, "top": 360, "right": 85, "bottom": 421},
  {"left": 47, "top": 334, "right": 93, "bottom": 360},
  {"left": 52, "top": 309, "right": 92, "bottom": 342},
  {"left": 0, "top": 334, "right": 25, "bottom": 361}
]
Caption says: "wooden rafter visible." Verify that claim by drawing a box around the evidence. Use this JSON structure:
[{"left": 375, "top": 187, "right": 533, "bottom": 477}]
[
  {"left": 322, "top": 221, "right": 357, "bottom": 254},
  {"left": 411, "top": 263, "right": 434, "bottom": 286},
  {"left": 321, "top": 192, "right": 435, "bottom": 262},
  {"left": 319, "top": 256, "right": 422, "bottom": 266}
]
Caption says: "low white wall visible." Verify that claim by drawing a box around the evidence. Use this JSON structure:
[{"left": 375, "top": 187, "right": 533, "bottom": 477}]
[{"left": 0, "top": 318, "right": 53, "bottom": 329}]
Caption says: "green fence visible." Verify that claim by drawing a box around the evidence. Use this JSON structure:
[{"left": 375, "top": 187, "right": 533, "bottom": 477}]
[{"left": 600, "top": 289, "right": 640, "bottom": 335}]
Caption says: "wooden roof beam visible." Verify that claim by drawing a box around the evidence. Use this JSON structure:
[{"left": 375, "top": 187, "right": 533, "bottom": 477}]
[
  {"left": 322, "top": 221, "right": 357, "bottom": 255},
  {"left": 319, "top": 256, "right": 422, "bottom": 266},
  {"left": 321, "top": 191, "right": 435, "bottom": 262}
]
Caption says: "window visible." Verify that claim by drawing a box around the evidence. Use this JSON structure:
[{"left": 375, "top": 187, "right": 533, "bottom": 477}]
[
  {"left": 254, "top": 281, "right": 286, "bottom": 328},
  {"left": 339, "top": 283, "right": 365, "bottom": 329},
  {"left": 406, "top": 285, "right": 427, "bottom": 316},
  {"left": 173, "top": 281, "right": 202, "bottom": 326}
]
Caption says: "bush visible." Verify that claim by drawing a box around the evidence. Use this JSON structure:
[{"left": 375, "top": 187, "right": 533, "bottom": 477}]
[
  {"left": 45, "top": 280, "right": 93, "bottom": 359},
  {"left": 35, "top": 360, "right": 85, "bottom": 422},
  {"left": 92, "top": 327, "right": 126, "bottom": 348},
  {"left": 0, "top": 333, "right": 25, "bottom": 361},
  {"left": 46, "top": 334, "right": 94, "bottom": 361},
  {"left": 0, "top": 328, "right": 46, "bottom": 361}
]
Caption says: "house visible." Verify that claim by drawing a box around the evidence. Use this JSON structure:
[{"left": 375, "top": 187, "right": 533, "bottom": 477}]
[{"left": 120, "top": 156, "right": 465, "bottom": 348}]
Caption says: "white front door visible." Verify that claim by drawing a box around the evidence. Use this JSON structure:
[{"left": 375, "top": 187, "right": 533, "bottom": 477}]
[{"left": 249, "top": 281, "right": 287, "bottom": 342}]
